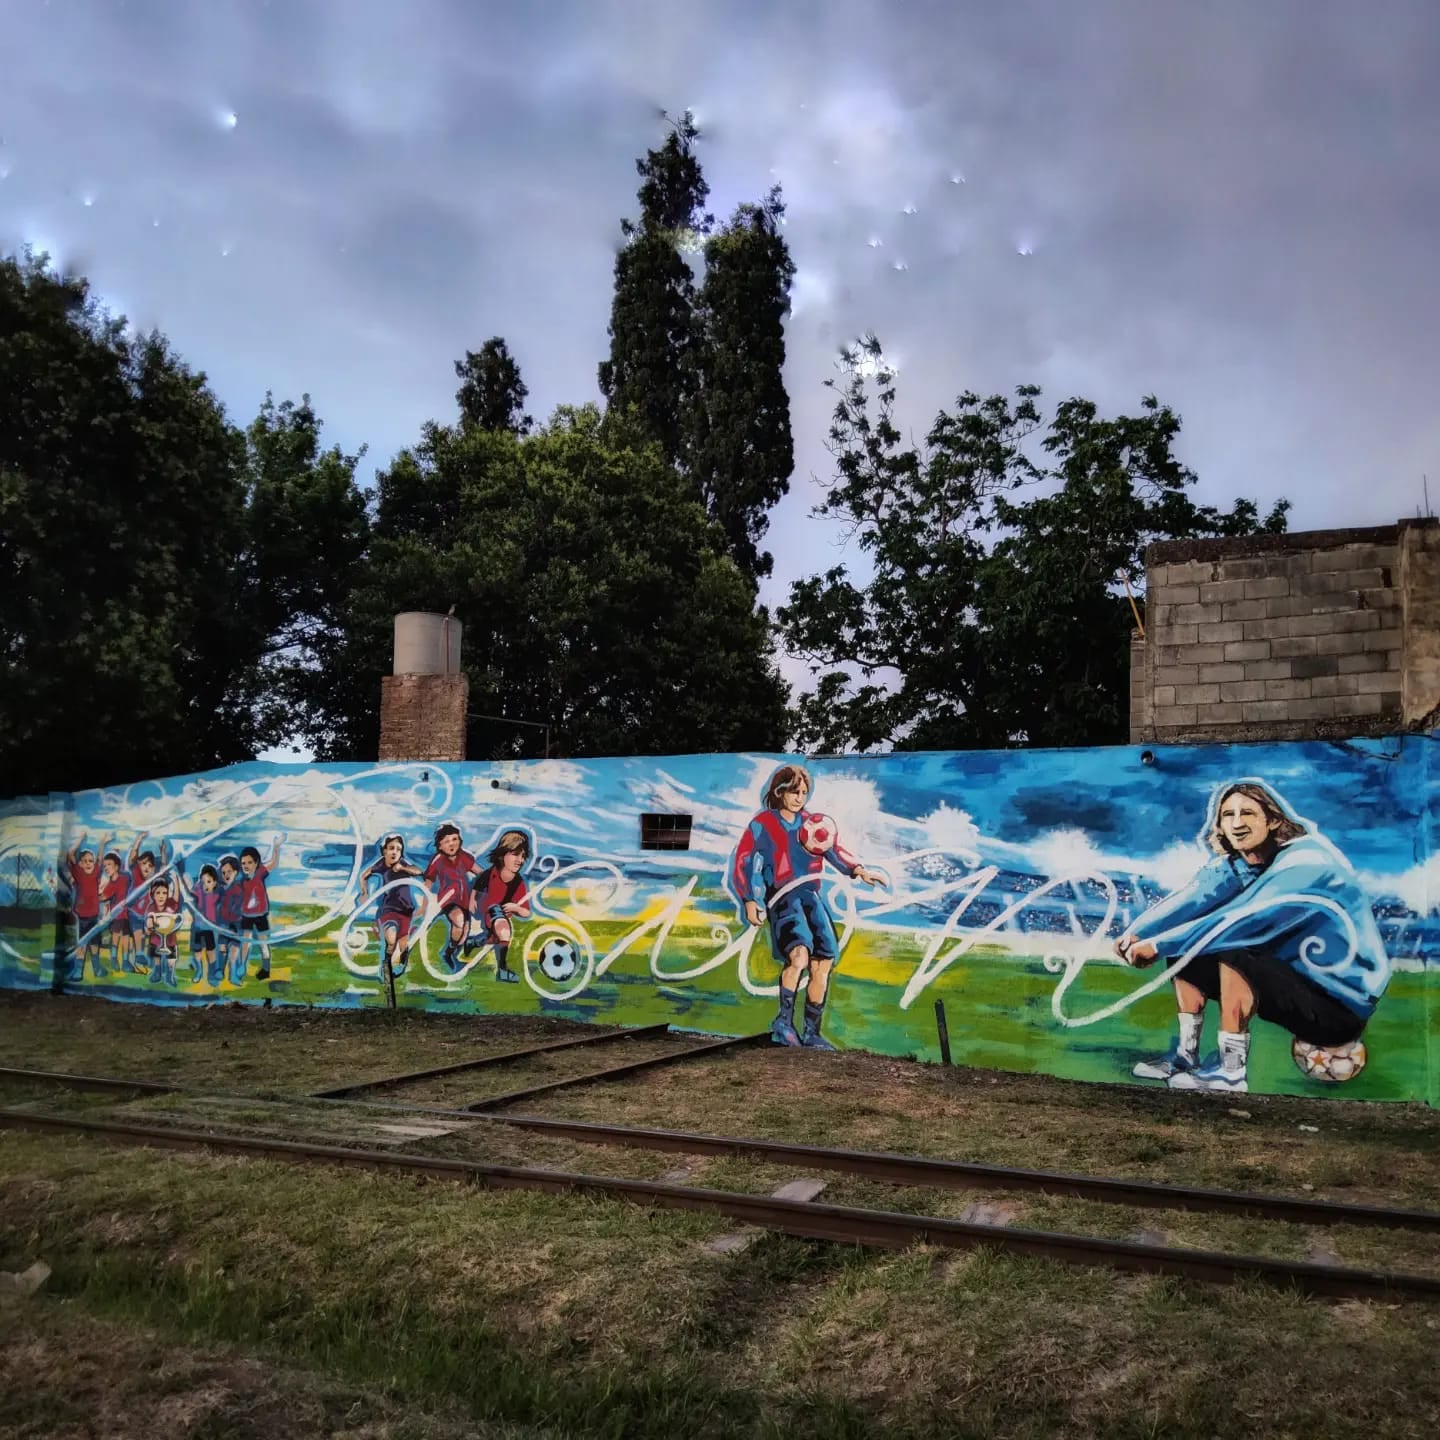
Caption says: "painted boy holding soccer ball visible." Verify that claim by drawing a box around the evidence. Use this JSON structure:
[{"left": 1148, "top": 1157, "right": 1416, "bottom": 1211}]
[
  {"left": 1115, "top": 780, "right": 1390, "bottom": 1094},
  {"left": 731, "top": 764, "right": 887, "bottom": 1050}
]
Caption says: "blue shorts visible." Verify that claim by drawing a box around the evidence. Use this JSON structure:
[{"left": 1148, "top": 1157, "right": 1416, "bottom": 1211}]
[{"left": 767, "top": 887, "right": 840, "bottom": 965}]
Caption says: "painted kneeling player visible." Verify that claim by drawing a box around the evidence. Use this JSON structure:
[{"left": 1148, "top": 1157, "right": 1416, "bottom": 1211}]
[
  {"left": 731, "top": 764, "right": 886, "bottom": 1050},
  {"left": 1115, "top": 780, "right": 1390, "bottom": 1094}
]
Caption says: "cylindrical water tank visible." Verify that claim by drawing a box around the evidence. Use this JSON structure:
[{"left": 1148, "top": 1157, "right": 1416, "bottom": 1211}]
[{"left": 393, "top": 612, "right": 463, "bottom": 675}]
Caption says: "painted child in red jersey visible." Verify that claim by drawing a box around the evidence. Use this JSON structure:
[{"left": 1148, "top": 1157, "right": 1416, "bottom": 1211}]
[
  {"left": 237, "top": 836, "right": 283, "bottom": 982},
  {"left": 730, "top": 764, "right": 886, "bottom": 1050},
  {"left": 425, "top": 823, "right": 482, "bottom": 973},
  {"left": 124, "top": 832, "right": 170, "bottom": 972},
  {"left": 361, "top": 833, "right": 424, "bottom": 980},
  {"left": 64, "top": 832, "right": 111, "bottom": 980},
  {"left": 469, "top": 829, "right": 532, "bottom": 984},
  {"left": 144, "top": 877, "right": 183, "bottom": 988},
  {"left": 98, "top": 850, "right": 130, "bottom": 973}
]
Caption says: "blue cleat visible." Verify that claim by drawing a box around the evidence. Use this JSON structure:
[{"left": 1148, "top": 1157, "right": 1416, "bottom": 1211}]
[{"left": 769, "top": 1018, "right": 802, "bottom": 1047}]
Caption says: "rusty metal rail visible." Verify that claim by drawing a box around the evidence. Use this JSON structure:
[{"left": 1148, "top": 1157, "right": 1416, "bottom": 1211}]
[
  {"left": 457, "top": 1032, "right": 769, "bottom": 1112},
  {"left": 0, "top": 1065, "right": 180, "bottom": 1096},
  {"left": 1, "top": 1105, "right": 1437, "bottom": 1303},
  {"left": 464, "top": 1112, "right": 1440, "bottom": 1234},
  {"left": 6, "top": 1062, "right": 1440, "bottom": 1235},
  {"left": 309, "top": 1022, "right": 674, "bottom": 1099}
]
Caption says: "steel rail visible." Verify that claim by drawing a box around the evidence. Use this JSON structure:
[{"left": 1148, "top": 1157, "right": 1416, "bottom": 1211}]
[
  {"left": 0, "top": 1065, "right": 180, "bottom": 1095},
  {"left": 1, "top": 1106, "right": 1436, "bottom": 1302},
  {"left": 7, "top": 1063, "right": 1440, "bottom": 1235},
  {"left": 463, "top": 1112, "right": 1440, "bottom": 1234},
  {"left": 457, "top": 1032, "right": 769, "bottom": 1112},
  {"left": 309, "top": 1022, "right": 675, "bottom": 1099}
]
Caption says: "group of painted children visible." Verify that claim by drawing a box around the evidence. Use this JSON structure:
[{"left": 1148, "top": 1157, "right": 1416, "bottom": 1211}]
[
  {"left": 359, "top": 823, "right": 532, "bottom": 983},
  {"left": 63, "top": 821, "right": 532, "bottom": 989},
  {"left": 62, "top": 832, "right": 279, "bottom": 988}
]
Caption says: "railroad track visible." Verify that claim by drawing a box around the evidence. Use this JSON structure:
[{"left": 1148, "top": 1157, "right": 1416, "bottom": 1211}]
[
  {"left": 5, "top": 1061, "right": 1440, "bottom": 1234},
  {"left": 1, "top": 1103, "right": 1437, "bottom": 1302},
  {"left": 3, "top": 1062, "right": 1440, "bottom": 1301}
]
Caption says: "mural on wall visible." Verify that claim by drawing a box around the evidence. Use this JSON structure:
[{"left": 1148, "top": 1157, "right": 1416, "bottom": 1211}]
[{"left": 0, "top": 740, "right": 1435, "bottom": 1104}]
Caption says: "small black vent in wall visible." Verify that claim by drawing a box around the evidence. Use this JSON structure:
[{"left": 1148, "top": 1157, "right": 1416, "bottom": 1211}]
[{"left": 640, "top": 813, "right": 693, "bottom": 851}]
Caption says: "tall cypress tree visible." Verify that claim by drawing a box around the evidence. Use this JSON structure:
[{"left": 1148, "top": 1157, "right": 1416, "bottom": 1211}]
[
  {"left": 455, "top": 337, "right": 532, "bottom": 435},
  {"left": 688, "top": 186, "right": 797, "bottom": 581},
  {"left": 597, "top": 112, "right": 710, "bottom": 468}
]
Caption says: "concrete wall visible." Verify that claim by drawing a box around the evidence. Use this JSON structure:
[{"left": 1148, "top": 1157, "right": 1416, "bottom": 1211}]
[
  {"left": 1132, "top": 519, "right": 1440, "bottom": 745},
  {"left": 2, "top": 744, "right": 1436, "bottom": 1106}
]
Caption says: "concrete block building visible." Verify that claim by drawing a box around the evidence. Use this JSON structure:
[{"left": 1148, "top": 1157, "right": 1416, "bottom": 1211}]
[{"left": 1131, "top": 518, "right": 1440, "bottom": 745}]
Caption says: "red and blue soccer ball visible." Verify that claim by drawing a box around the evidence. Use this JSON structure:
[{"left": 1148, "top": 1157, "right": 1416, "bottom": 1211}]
[{"left": 799, "top": 812, "right": 839, "bottom": 855}]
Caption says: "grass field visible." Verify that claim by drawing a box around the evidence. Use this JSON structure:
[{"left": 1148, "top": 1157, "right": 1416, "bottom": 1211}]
[
  {"left": 3, "top": 993, "right": 1440, "bottom": 1438},
  {"left": 4, "top": 900, "right": 1437, "bottom": 1104}
]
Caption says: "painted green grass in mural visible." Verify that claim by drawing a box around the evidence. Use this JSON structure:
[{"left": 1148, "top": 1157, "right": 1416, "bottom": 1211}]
[
  {"left": 4, "top": 1122, "right": 1440, "bottom": 1440},
  {"left": 15, "top": 895, "right": 1437, "bottom": 1105}
]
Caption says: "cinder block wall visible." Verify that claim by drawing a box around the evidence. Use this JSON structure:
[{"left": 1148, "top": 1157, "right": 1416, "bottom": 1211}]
[
  {"left": 378, "top": 674, "right": 469, "bottom": 762},
  {"left": 1131, "top": 519, "right": 1440, "bottom": 744}
]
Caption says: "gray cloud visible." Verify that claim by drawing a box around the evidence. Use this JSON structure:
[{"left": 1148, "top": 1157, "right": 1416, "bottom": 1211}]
[{"left": 3, "top": 0, "right": 1437, "bottom": 705}]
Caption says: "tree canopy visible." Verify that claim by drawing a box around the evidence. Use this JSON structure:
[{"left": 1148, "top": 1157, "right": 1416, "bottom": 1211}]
[
  {"left": 779, "top": 337, "right": 1289, "bottom": 752},
  {"left": 0, "top": 251, "right": 368, "bottom": 793},
  {"left": 301, "top": 406, "right": 790, "bottom": 761},
  {"left": 600, "top": 113, "right": 797, "bottom": 583}
]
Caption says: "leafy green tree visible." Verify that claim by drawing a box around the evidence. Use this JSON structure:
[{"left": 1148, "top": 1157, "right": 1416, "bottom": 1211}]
[
  {"left": 242, "top": 395, "right": 371, "bottom": 753},
  {"left": 687, "top": 186, "right": 797, "bottom": 581},
  {"left": 0, "top": 250, "right": 370, "bottom": 792},
  {"left": 780, "top": 336, "right": 1289, "bottom": 752},
  {"left": 454, "top": 338, "right": 532, "bottom": 435},
  {"left": 598, "top": 111, "right": 710, "bottom": 469},
  {"left": 302, "top": 405, "right": 790, "bottom": 760}
]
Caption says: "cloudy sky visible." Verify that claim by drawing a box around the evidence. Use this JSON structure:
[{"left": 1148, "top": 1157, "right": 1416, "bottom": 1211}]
[{"left": 4, "top": 0, "right": 1438, "bottom": 661}]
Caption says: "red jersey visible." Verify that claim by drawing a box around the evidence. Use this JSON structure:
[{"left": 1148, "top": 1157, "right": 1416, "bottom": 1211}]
[
  {"left": 146, "top": 898, "right": 181, "bottom": 953},
  {"left": 68, "top": 860, "right": 101, "bottom": 917},
  {"left": 425, "top": 849, "right": 476, "bottom": 911},
  {"left": 240, "top": 863, "right": 270, "bottom": 916},
  {"left": 478, "top": 867, "right": 528, "bottom": 913},
  {"left": 100, "top": 873, "right": 128, "bottom": 917},
  {"left": 127, "top": 866, "right": 152, "bottom": 921}
]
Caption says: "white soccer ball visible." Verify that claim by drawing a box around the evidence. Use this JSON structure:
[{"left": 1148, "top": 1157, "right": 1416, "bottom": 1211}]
[
  {"left": 538, "top": 936, "right": 578, "bottom": 982},
  {"left": 1291, "top": 1036, "right": 1368, "bottom": 1084},
  {"left": 799, "top": 812, "right": 838, "bottom": 855}
]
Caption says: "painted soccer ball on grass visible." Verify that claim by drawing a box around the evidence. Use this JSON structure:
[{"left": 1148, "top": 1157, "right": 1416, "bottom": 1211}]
[
  {"left": 799, "top": 813, "right": 838, "bottom": 855},
  {"left": 538, "top": 936, "right": 579, "bottom": 982},
  {"left": 1291, "top": 1037, "right": 1368, "bottom": 1083}
]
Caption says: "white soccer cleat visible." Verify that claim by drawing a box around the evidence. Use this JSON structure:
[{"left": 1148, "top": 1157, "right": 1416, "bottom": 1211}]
[
  {"left": 1132, "top": 1047, "right": 1197, "bottom": 1081},
  {"left": 1167, "top": 1055, "right": 1248, "bottom": 1094}
]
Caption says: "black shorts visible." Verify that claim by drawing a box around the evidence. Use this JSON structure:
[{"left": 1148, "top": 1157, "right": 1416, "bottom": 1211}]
[
  {"left": 240, "top": 916, "right": 270, "bottom": 934},
  {"left": 73, "top": 915, "right": 99, "bottom": 942},
  {"left": 192, "top": 928, "right": 217, "bottom": 951},
  {"left": 1179, "top": 948, "right": 1366, "bottom": 1046}
]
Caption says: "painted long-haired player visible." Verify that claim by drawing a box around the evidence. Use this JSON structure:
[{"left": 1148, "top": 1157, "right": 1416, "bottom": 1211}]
[
  {"left": 1116, "top": 779, "right": 1390, "bottom": 1094},
  {"left": 237, "top": 836, "right": 283, "bottom": 981},
  {"left": 730, "top": 764, "right": 887, "bottom": 1049},
  {"left": 467, "top": 829, "right": 532, "bottom": 984},
  {"left": 361, "top": 834, "right": 424, "bottom": 979},
  {"left": 175, "top": 860, "right": 225, "bottom": 984},
  {"left": 424, "top": 823, "right": 483, "bottom": 972}
]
